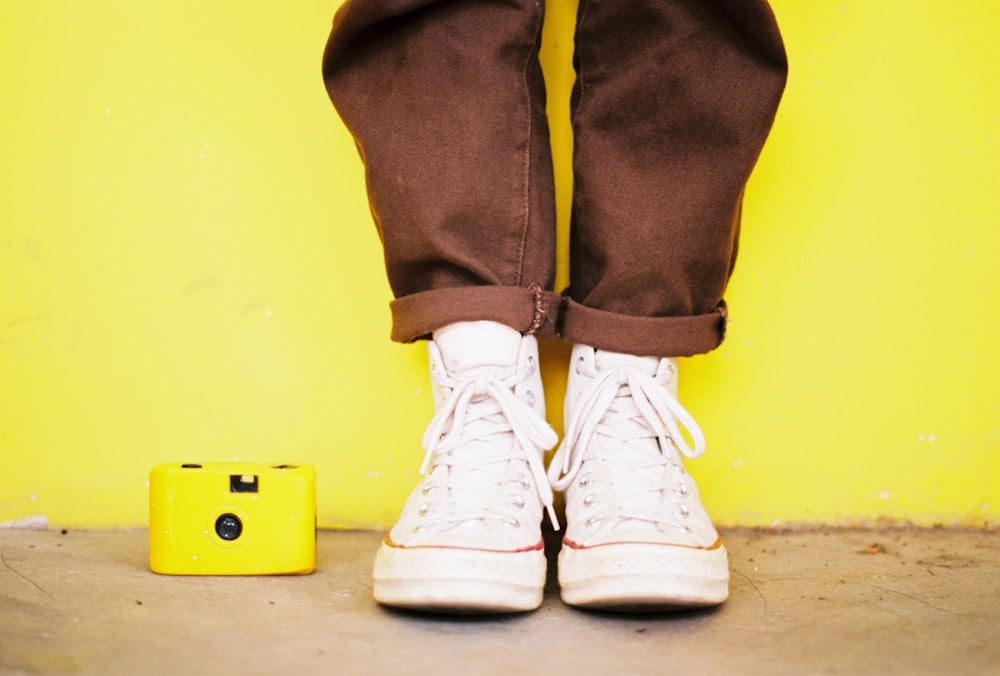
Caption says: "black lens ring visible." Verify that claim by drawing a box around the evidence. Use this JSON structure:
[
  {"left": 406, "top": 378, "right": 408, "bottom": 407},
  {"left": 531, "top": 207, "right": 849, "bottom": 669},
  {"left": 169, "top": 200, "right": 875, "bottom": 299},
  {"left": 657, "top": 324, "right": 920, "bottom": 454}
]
[{"left": 215, "top": 513, "right": 243, "bottom": 541}]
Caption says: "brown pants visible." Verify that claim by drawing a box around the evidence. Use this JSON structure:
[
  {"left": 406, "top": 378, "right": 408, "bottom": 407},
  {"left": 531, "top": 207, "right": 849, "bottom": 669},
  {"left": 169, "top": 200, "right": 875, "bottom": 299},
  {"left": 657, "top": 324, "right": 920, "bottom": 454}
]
[{"left": 322, "top": 0, "right": 787, "bottom": 357}]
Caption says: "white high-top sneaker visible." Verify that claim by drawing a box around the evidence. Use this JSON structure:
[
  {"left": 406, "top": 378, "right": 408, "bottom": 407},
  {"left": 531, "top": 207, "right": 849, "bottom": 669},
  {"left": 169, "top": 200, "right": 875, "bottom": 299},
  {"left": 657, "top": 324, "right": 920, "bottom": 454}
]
[
  {"left": 548, "top": 345, "right": 729, "bottom": 609},
  {"left": 372, "top": 321, "right": 559, "bottom": 612}
]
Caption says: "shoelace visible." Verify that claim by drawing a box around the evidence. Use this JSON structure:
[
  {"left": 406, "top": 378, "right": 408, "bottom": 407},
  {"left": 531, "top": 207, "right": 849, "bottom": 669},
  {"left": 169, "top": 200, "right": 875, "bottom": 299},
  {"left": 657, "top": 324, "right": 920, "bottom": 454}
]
[
  {"left": 547, "top": 363, "right": 705, "bottom": 528},
  {"left": 419, "top": 362, "right": 560, "bottom": 532}
]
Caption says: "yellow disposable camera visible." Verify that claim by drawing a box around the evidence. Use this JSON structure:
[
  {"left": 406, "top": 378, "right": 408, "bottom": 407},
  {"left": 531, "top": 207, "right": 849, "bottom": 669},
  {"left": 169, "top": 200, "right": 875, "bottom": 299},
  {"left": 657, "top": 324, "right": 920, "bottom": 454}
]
[{"left": 149, "top": 462, "right": 316, "bottom": 575}]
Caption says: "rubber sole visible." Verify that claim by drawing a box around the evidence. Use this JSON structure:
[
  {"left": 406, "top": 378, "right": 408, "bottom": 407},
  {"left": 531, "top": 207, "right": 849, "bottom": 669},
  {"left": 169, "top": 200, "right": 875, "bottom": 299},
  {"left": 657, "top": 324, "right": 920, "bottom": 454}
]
[
  {"left": 372, "top": 541, "right": 547, "bottom": 613},
  {"left": 557, "top": 541, "right": 730, "bottom": 610}
]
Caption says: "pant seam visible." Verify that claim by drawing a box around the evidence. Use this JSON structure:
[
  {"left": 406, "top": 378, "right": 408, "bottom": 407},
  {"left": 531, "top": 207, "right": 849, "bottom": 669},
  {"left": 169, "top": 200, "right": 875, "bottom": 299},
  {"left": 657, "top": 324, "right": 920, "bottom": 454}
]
[
  {"left": 569, "top": 0, "right": 591, "bottom": 296},
  {"left": 570, "top": 0, "right": 590, "bottom": 130},
  {"left": 514, "top": 1, "right": 545, "bottom": 287}
]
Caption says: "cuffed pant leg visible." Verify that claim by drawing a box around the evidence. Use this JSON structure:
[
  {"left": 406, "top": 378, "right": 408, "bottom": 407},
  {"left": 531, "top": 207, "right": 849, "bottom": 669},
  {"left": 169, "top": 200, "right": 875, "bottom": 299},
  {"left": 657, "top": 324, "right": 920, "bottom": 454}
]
[
  {"left": 564, "top": 0, "right": 787, "bottom": 357},
  {"left": 390, "top": 286, "right": 563, "bottom": 343},
  {"left": 322, "top": 0, "right": 557, "bottom": 341}
]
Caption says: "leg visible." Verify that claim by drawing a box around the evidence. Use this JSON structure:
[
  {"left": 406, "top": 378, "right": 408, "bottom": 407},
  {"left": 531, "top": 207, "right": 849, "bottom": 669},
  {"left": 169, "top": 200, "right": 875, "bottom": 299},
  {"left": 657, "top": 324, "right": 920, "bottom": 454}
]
[
  {"left": 561, "top": 0, "right": 788, "bottom": 357},
  {"left": 323, "top": 0, "right": 560, "bottom": 341},
  {"left": 322, "top": 0, "right": 560, "bottom": 612},
  {"left": 551, "top": 0, "right": 787, "bottom": 609}
]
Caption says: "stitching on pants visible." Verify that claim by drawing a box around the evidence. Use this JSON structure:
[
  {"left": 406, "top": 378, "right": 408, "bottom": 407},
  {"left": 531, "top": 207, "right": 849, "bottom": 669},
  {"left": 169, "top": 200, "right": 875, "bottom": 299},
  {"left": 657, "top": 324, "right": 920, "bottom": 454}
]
[
  {"left": 514, "top": 1, "right": 545, "bottom": 285},
  {"left": 715, "top": 301, "right": 729, "bottom": 345},
  {"left": 570, "top": 0, "right": 591, "bottom": 290},
  {"left": 571, "top": 0, "right": 590, "bottom": 129},
  {"left": 526, "top": 283, "right": 547, "bottom": 335}
]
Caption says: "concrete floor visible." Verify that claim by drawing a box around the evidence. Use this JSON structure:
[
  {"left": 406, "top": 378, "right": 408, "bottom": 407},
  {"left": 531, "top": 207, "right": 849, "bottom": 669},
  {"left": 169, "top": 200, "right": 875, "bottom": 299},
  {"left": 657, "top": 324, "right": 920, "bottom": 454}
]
[{"left": 0, "top": 528, "right": 997, "bottom": 675}]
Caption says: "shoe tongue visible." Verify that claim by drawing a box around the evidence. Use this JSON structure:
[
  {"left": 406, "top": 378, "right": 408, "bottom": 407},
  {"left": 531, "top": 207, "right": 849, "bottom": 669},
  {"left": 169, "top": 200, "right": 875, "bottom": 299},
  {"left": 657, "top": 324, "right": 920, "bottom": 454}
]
[
  {"left": 433, "top": 321, "right": 522, "bottom": 376},
  {"left": 594, "top": 349, "right": 659, "bottom": 375}
]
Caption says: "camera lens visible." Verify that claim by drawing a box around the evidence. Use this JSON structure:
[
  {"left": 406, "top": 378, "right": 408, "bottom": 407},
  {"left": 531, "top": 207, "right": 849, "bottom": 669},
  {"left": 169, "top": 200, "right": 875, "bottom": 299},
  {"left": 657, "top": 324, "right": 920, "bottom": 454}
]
[{"left": 215, "top": 513, "right": 243, "bottom": 541}]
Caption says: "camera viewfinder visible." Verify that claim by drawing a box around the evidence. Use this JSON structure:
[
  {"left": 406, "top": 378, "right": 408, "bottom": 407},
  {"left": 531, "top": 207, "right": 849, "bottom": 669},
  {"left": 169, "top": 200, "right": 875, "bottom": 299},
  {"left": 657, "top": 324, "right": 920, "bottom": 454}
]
[{"left": 230, "top": 474, "right": 259, "bottom": 493}]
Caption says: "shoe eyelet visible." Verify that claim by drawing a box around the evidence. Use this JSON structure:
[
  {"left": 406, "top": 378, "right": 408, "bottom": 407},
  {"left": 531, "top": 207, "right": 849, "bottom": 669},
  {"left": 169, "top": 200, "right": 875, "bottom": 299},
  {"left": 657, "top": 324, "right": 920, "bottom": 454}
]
[
  {"left": 418, "top": 503, "right": 431, "bottom": 516},
  {"left": 579, "top": 474, "right": 592, "bottom": 487},
  {"left": 582, "top": 495, "right": 596, "bottom": 507},
  {"left": 503, "top": 517, "right": 521, "bottom": 528},
  {"left": 525, "top": 391, "right": 536, "bottom": 407},
  {"left": 412, "top": 526, "right": 425, "bottom": 534},
  {"left": 585, "top": 516, "right": 603, "bottom": 527},
  {"left": 511, "top": 495, "right": 525, "bottom": 509},
  {"left": 517, "top": 474, "right": 531, "bottom": 490},
  {"left": 676, "top": 504, "right": 691, "bottom": 518},
  {"left": 674, "top": 484, "right": 689, "bottom": 496}
]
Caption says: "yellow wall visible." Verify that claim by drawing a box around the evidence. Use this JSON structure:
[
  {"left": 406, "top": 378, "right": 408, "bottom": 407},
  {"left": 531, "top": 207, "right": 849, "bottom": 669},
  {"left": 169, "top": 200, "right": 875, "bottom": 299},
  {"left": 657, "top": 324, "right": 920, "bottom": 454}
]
[{"left": 1, "top": 1, "right": 997, "bottom": 529}]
